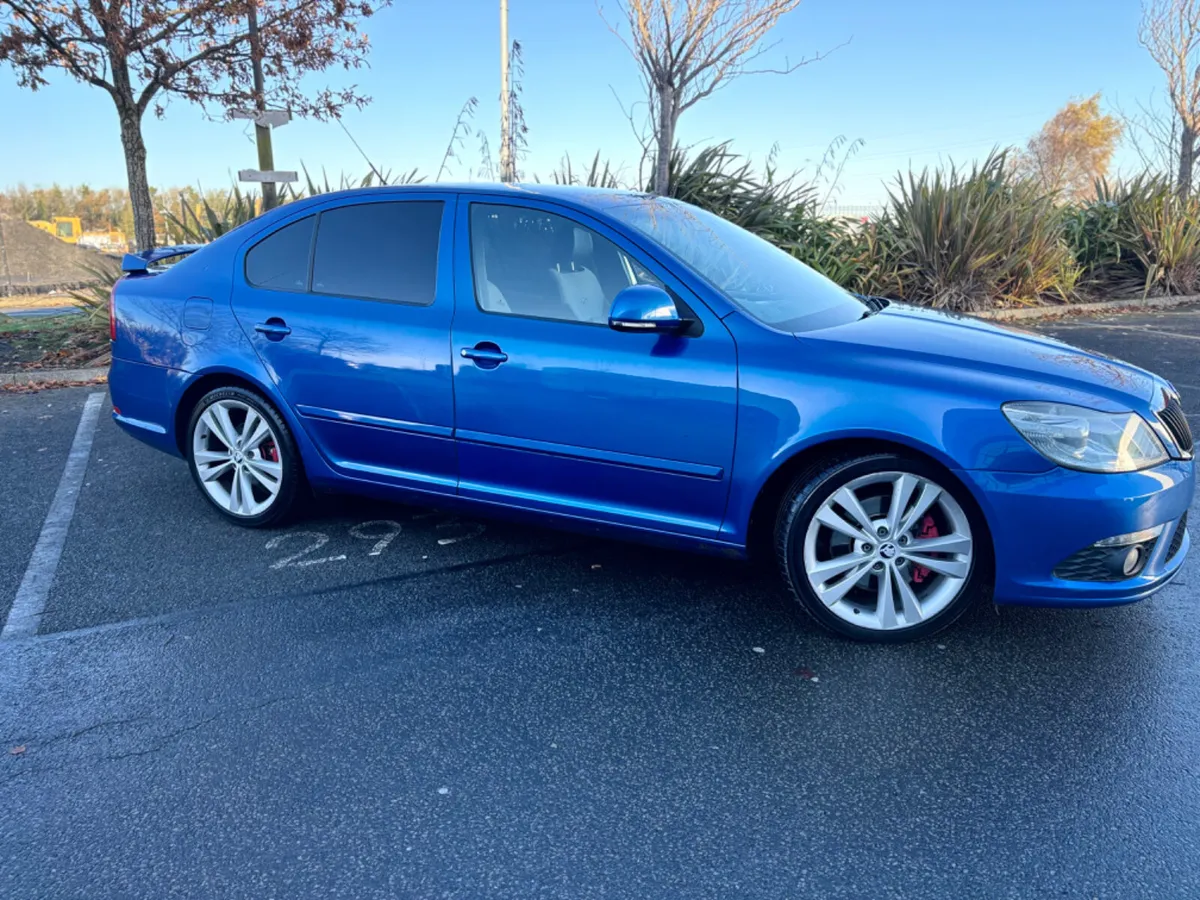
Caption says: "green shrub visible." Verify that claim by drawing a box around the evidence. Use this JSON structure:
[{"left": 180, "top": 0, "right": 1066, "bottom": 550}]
[
  {"left": 776, "top": 208, "right": 875, "bottom": 290},
  {"left": 659, "top": 143, "right": 808, "bottom": 242},
  {"left": 1109, "top": 177, "right": 1200, "bottom": 296},
  {"left": 869, "top": 151, "right": 1079, "bottom": 310},
  {"left": 655, "top": 143, "right": 874, "bottom": 288},
  {"left": 300, "top": 164, "right": 422, "bottom": 196},
  {"left": 548, "top": 152, "right": 623, "bottom": 188},
  {"left": 164, "top": 184, "right": 262, "bottom": 243},
  {"left": 1063, "top": 178, "right": 1200, "bottom": 298},
  {"left": 67, "top": 260, "right": 120, "bottom": 326},
  {"left": 1062, "top": 195, "right": 1127, "bottom": 295}
]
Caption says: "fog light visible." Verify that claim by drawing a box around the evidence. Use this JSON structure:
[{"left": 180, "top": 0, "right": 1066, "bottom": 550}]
[
  {"left": 1055, "top": 533, "right": 1160, "bottom": 582},
  {"left": 1121, "top": 545, "right": 1145, "bottom": 576},
  {"left": 1102, "top": 543, "right": 1150, "bottom": 578}
]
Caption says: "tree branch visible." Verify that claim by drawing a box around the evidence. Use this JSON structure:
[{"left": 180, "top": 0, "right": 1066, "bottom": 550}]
[{"left": 0, "top": 0, "right": 117, "bottom": 96}]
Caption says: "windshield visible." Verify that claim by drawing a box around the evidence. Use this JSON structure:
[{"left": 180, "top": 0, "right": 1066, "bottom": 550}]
[{"left": 603, "top": 196, "right": 866, "bottom": 332}]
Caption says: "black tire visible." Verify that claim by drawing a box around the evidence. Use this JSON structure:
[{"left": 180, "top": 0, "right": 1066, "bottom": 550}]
[
  {"left": 185, "top": 386, "right": 304, "bottom": 528},
  {"left": 774, "top": 452, "right": 990, "bottom": 643}
]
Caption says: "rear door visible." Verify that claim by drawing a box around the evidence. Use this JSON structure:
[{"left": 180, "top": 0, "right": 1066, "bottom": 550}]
[
  {"left": 230, "top": 193, "right": 457, "bottom": 495},
  {"left": 450, "top": 196, "right": 738, "bottom": 538}
]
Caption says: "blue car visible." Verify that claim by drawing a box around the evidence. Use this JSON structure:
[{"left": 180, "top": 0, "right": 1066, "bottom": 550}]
[{"left": 109, "top": 185, "right": 1194, "bottom": 641}]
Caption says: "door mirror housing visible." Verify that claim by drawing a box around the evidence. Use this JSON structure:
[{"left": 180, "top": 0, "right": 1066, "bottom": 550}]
[{"left": 608, "top": 285, "right": 686, "bottom": 334}]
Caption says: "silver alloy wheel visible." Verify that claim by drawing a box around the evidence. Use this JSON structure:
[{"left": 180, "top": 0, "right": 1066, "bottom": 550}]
[
  {"left": 802, "top": 471, "right": 973, "bottom": 632},
  {"left": 192, "top": 399, "right": 283, "bottom": 517}
]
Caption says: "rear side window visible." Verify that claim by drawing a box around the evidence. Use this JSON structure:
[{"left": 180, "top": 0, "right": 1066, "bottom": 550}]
[
  {"left": 245, "top": 216, "right": 314, "bottom": 291},
  {"left": 311, "top": 201, "right": 443, "bottom": 305}
]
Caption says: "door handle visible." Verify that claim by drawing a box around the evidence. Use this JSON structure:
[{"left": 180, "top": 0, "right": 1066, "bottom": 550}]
[
  {"left": 460, "top": 343, "right": 508, "bottom": 368},
  {"left": 254, "top": 318, "right": 291, "bottom": 340}
]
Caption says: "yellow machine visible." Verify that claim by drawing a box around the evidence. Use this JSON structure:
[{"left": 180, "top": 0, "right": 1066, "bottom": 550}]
[
  {"left": 28, "top": 216, "right": 129, "bottom": 252},
  {"left": 28, "top": 216, "right": 82, "bottom": 243}
]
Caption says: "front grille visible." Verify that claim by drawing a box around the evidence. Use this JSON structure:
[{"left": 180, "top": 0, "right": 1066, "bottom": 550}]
[
  {"left": 1167, "top": 512, "right": 1189, "bottom": 560},
  {"left": 1053, "top": 538, "right": 1160, "bottom": 582},
  {"left": 1158, "top": 393, "right": 1194, "bottom": 456}
]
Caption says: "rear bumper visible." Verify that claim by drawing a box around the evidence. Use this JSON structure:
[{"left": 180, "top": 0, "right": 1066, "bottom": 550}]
[
  {"left": 960, "top": 460, "right": 1194, "bottom": 607},
  {"left": 108, "top": 357, "right": 183, "bottom": 457}
]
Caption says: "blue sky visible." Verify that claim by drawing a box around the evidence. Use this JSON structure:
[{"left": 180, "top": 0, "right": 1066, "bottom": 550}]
[{"left": 0, "top": 0, "right": 1165, "bottom": 205}]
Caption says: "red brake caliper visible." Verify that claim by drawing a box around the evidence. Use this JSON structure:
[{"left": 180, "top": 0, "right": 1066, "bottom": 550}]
[
  {"left": 263, "top": 440, "right": 279, "bottom": 463},
  {"left": 910, "top": 514, "right": 938, "bottom": 584}
]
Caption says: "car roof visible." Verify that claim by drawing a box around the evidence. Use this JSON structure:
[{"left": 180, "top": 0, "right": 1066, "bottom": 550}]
[{"left": 299, "top": 182, "right": 653, "bottom": 212}]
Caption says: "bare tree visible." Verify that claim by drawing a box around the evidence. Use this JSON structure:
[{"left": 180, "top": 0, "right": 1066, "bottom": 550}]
[
  {"left": 0, "top": 0, "right": 388, "bottom": 250},
  {"left": 1116, "top": 92, "right": 1183, "bottom": 178},
  {"left": 1140, "top": 0, "right": 1200, "bottom": 196},
  {"left": 601, "top": 0, "right": 834, "bottom": 196}
]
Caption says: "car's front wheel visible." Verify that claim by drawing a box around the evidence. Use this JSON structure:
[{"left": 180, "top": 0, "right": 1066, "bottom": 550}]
[
  {"left": 186, "top": 386, "right": 302, "bottom": 527},
  {"left": 775, "top": 453, "right": 988, "bottom": 642}
]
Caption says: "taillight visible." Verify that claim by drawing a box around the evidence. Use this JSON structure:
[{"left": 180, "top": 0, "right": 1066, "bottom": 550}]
[{"left": 109, "top": 280, "right": 118, "bottom": 341}]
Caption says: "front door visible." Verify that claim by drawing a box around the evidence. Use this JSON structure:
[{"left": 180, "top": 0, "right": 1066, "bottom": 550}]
[
  {"left": 230, "top": 194, "right": 457, "bottom": 495},
  {"left": 450, "top": 196, "right": 738, "bottom": 538}
]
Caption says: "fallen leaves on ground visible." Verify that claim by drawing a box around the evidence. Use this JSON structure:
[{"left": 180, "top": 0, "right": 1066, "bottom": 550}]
[{"left": 0, "top": 374, "right": 107, "bottom": 394}]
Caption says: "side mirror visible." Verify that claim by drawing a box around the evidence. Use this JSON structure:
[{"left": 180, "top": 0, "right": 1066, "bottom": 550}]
[{"left": 608, "top": 285, "right": 686, "bottom": 334}]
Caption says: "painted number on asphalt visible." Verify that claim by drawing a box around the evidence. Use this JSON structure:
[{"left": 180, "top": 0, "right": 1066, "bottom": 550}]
[
  {"left": 265, "top": 531, "right": 348, "bottom": 569},
  {"left": 432, "top": 515, "right": 487, "bottom": 546},
  {"left": 349, "top": 519, "right": 404, "bottom": 556},
  {"left": 265, "top": 514, "right": 485, "bottom": 568}
]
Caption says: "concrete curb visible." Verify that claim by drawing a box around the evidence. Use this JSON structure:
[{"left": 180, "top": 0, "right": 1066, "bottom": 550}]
[
  {"left": 974, "top": 294, "right": 1200, "bottom": 322},
  {"left": 0, "top": 366, "right": 108, "bottom": 386}
]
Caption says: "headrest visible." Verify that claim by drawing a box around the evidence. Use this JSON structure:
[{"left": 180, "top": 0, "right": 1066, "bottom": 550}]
[
  {"left": 471, "top": 224, "right": 488, "bottom": 281},
  {"left": 552, "top": 225, "right": 594, "bottom": 266},
  {"left": 573, "top": 228, "right": 593, "bottom": 258}
]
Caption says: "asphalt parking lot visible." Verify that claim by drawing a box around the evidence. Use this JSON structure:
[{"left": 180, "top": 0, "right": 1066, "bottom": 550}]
[{"left": 3, "top": 307, "right": 1200, "bottom": 899}]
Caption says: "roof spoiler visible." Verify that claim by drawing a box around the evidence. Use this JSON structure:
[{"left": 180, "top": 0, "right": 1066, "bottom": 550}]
[{"left": 121, "top": 244, "right": 203, "bottom": 274}]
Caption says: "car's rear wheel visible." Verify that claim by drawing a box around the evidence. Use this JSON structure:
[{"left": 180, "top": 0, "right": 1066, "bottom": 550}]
[
  {"left": 775, "top": 453, "right": 987, "bottom": 642},
  {"left": 186, "top": 386, "right": 302, "bottom": 527}
]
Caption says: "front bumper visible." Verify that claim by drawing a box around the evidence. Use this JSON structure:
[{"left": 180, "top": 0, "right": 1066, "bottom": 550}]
[{"left": 959, "top": 460, "right": 1194, "bottom": 607}]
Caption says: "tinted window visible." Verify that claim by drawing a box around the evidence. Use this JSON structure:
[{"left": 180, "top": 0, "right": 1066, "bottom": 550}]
[
  {"left": 469, "top": 203, "right": 660, "bottom": 324},
  {"left": 311, "top": 201, "right": 443, "bottom": 305},
  {"left": 245, "top": 216, "right": 314, "bottom": 291}
]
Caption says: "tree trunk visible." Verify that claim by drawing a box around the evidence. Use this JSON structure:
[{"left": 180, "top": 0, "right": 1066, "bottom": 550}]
[
  {"left": 109, "top": 51, "right": 155, "bottom": 251},
  {"left": 1178, "top": 122, "right": 1196, "bottom": 200},
  {"left": 116, "top": 102, "right": 155, "bottom": 251},
  {"left": 654, "top": 83, "right": 674, "bottom": 196}
]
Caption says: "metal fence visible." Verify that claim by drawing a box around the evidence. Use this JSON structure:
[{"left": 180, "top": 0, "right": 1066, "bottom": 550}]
[{"left": 819, "top": 204, "right": 885, "bottom": 220}]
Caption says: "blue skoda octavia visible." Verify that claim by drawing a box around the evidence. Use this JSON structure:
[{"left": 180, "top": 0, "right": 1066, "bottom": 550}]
[{"left": 109, "top": 185, "right": 1194, "bottom": 641}]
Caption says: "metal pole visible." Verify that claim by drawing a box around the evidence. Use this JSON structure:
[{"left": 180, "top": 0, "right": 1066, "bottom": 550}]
[
  {"left": 247, "top": 2, "right": 278, "bottom": 210},
  {"left": 0, "top": 218, "right": 12, "bottom": 297},
  {"left": 499, "top": 0, "right": 511, "bottom": 183}
]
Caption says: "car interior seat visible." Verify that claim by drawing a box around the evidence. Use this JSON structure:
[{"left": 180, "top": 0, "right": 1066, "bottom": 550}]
[
  {"left": 472, "top": 230, "right": 511, "bottom": 314},
  {"left": 549, "top": 227, "right": 609, "bottom": 324}
]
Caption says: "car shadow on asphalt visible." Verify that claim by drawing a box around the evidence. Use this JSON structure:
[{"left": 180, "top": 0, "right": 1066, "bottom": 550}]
[{"left": 297, "top": 489, "right": 1177, "bottom": 661}]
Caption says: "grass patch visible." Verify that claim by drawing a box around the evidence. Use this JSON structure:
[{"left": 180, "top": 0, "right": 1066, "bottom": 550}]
[
  {"left": 0, "top": 314, "right": 83, "bottom": 335},
  {"left": 0, "top": 316, "right": 109, "bottom": 371},
  {"left": 0, "top": 292, "right": 78, "bottom": 311}
]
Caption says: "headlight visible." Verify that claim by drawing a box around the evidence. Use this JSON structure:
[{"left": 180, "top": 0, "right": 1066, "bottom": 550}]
[{"left": 1002, "top": 401, "right": 1168, "bottom": 473}]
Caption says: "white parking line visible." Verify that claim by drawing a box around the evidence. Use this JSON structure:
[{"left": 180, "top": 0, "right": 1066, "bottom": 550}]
[{"left": 1, "top": 391, "right": 105, "bottom": 640}]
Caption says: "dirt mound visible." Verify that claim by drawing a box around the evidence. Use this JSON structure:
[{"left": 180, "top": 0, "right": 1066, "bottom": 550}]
[{"left": 0, "top": 215, "right": 119, "bottom": 296}]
